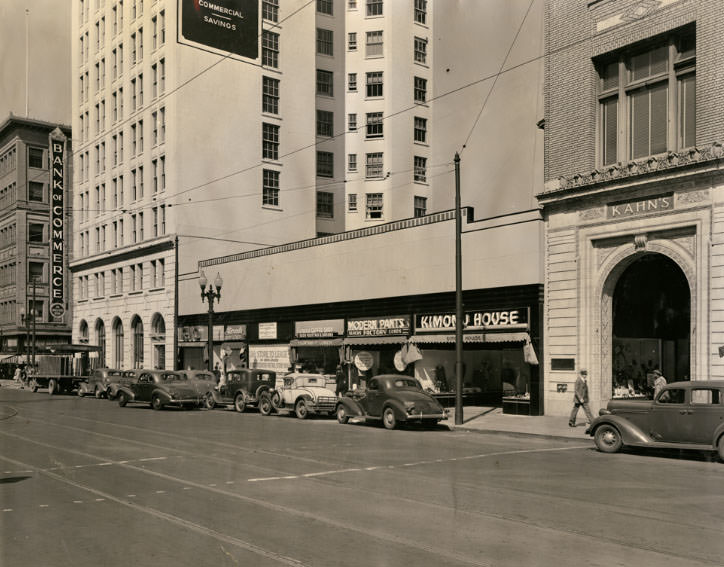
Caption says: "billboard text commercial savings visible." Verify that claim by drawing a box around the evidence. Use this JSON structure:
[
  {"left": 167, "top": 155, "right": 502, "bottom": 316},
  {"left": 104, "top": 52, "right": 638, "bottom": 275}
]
[{"left": 181, "top": 0, "right": 259, "bottom": 59}]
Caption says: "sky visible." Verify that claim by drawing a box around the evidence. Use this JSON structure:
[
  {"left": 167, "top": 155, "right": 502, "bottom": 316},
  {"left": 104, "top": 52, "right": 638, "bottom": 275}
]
[{"left": 0, "top": 0, "right": 72, "bottom": 124}]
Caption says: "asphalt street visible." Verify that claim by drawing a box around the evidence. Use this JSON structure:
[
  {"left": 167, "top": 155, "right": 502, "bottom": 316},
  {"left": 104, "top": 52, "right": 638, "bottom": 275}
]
[{"left": 1, "top": 387, "right": 723, "bottom": 567}]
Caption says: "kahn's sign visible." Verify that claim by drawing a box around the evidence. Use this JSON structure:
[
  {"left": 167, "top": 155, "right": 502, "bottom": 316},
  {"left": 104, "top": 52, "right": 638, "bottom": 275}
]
[
  {"left": 607, "top": 193, "right": 673, "bottom": 219},
  {"left": 50, "top": 134, "right": 66, "bottom": 319},
  {"left": 180, "top": 0, "right": 259, "bottom": 59},
  {"left": 416, "top": 308, "right": 529, "bottom": 332}
]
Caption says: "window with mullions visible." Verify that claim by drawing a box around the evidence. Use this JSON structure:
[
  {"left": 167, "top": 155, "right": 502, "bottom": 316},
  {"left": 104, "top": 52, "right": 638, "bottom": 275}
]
[
  {"left": 414, "top": 0, "right": 427, "bottom": 24},
  {"left": 366, "top": 193, "right": 383, "bottom": 219},
  {"left": 317, "top": 28, "right": 333, "bottom": 56},
  {"left": 597, "top": 28, "right": 695, "bottom": 166},
  {"left": 366, "top": 0, "right": 382, "bottom": 17},
  {"left": 348, "top": 33, "right": 357, "bottom": 51},
  {"left": 365, "top": 112, "right": 383, "bottom": 138},
  {"left": 263, "top": 76, "right": 279, "bottom": 114},
  {"left": 262, "top": 0, "right": 279, "bottom": 22},
  {"left": 262, "top": 30, "right": 279, "bottom": 68},
  {"left": 366, "top": 31, "right": 383, "bottom": 57},
  {"left": 28, "top": 147, "right": 44, "bottom": 169},
  {"left": 414, "top": 76, "right": 427, "bottom": 103},
  {"left": 316, "top": 69, "right": 334, "bottom": 96},
  {"left": 414, "top": 156, "right": 427, "bottom": 182},
  {"left": 317, "top": 0, "right": 333, "bottom": 15},
  {"left": 414, "top": 196, "right": 427, "bottom": 217},
  {"left": 366, "top": 71, "right": 383, "bottom": 97},
  {"left": 414, "top": 37, "right": 427, "bottom": 64},
  {"left": 316, "top": 110, "right": 333, "bottom": 137},
  {"left": 348, "top": 73, "right": 357, "bottom": 91},
  {"left": 414, "top": 116, "right": 427, "bottom": 143},
  {"left": 365, "top": 152, "right": 383, "bottom": 178},
  {"left": 262, "top": 123, "right": 279, "bottom": 160},
  {"left": 316, "top": 191, "right": 333, "bottom": 218},
  {"left": 316, "top": 151, "right": 334, "bottom": 177},
  {"left": 262, "top": 169, "right": 280, "bottom": 206}
]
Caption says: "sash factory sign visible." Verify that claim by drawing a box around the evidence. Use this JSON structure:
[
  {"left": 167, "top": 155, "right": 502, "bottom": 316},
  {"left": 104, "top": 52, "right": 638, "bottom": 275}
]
[{"left": 49, "top": 131, "right": 66, "bottom": 319}]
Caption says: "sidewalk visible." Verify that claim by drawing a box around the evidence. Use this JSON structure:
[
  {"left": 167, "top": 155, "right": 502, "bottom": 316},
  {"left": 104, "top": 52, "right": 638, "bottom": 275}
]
[{"left": 446, "top": 406, "right": 594, "bottom": 442}]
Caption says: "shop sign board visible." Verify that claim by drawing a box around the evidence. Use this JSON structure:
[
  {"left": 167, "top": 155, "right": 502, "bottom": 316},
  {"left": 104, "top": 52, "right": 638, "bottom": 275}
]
[
  {"left": 295, "top": 319, "right": 344, "bottom": 338},
  {"left": 50, "top": 134, "right": 66, "bottom": 319},
  {"left": 607, "top": 193, "right": 673, "bottom": 219},
  {"left": 258, "top": 322, "right": 278, "bottom": 340},
  {"left": 180, "top": 0, "right": 259, "bottom": 60},
  {"left": 248, "top": 344, "right": 290, "bottom": 373},
  {"left": 225, "top": 324, "right": 247, "bottom": 340},
  {"left": 415, "top": 308, "right": 529, "bottom": 332},
  {"left": 347, "top": 315, "right": 410, "bottom": 337}
]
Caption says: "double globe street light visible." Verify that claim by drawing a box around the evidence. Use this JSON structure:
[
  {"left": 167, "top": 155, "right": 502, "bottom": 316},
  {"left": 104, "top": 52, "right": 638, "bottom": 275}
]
[{"left": 199, "top": 270, "right": 223, "bottom": 372}]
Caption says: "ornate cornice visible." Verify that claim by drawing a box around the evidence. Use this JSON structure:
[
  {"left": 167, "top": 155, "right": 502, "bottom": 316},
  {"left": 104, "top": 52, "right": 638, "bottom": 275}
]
[{"left": 539, "top": 142, "right": 724, "bottom": 200}]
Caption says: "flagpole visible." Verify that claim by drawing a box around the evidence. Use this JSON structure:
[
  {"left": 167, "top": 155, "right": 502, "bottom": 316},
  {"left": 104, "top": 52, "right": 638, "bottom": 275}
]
[{"left": 25, "top": 8, "right": 30, "bottom": 117}]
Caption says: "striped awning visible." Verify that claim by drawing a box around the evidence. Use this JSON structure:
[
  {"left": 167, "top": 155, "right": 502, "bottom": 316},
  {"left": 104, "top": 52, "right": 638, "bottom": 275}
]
[
  {"left": 290, "top": 338, "right": 344, "bottom": 347},
  {"left": 343, "top": 335, "right": 409, "bottom": 345},
  {"left": 410, "top": 332, "right": 530, "bottom": 344}
]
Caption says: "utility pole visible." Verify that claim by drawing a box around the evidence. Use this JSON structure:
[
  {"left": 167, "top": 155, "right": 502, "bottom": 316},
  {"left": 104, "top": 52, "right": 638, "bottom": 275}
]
[
  {"left": 25, "top": 9, "right": 30, "bottom": 117},
  {"left": 31, "top": 276, "right": 37, "bottom": 368},
  {"left": 454, "top": 153, "right": 464, "bottom": 425},
  {"left": 174, "top": 236, "right": 179, "bottom": 370}
]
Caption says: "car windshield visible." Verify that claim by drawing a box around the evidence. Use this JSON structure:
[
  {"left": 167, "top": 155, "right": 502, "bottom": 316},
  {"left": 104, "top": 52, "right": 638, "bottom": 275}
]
[
  {"left": 108, "top": 371, "right": 122, "bottom": 376},
  {"left": 193, "top": 372, "right": 215, "bottom": 381},
  {"left": 392, "top": 378, "right": 421, "bottom": 390}
]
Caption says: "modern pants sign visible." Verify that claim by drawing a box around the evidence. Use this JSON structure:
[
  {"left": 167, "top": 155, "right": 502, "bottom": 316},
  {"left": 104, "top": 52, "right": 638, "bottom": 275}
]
[{"left": 50, "top": 133, "right": 66, "bottom": 319}]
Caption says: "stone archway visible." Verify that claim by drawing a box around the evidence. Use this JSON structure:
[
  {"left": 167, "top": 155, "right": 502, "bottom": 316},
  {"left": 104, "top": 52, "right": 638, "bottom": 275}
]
[{"left": 597, "top": 241, "right": 695, "bottom": 400}]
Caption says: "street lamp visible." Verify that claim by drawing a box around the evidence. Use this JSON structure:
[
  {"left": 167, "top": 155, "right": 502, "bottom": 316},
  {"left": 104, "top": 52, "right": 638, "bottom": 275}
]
[{"left": 199, "top": 270, "right": 223, "bottom": 372}]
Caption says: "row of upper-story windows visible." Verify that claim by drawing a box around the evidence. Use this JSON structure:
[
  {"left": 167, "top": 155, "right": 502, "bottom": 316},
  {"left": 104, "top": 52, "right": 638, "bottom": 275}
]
[
  {"left": 0, "top": 147, "right": 17, "bottom": 176},
  {"left": 0, "top": 224, "right": 17, "bottom": 249},
  {"left": 79, "top": 0, "right": 151, "bottom": 29},
  {"left": 77, "top": 204, "right": 167, "bottom": 259},
  {"left": 78, "top": 258, "right": 164, "bottom": 300},
  {"left": 597, "top": 25, "right": 695, "bottom": 167},
  {"left": 345, "top": 31, "right": 428, "bottom": 63},
  {"left": 315, "top": 192, "right": 427, "bottom": 221},
  {"left": 0, "top": 263, "right": 17, "bottom": 288},
  {"left": 321, "top": 0, "right": 427, "bottom": 18}
]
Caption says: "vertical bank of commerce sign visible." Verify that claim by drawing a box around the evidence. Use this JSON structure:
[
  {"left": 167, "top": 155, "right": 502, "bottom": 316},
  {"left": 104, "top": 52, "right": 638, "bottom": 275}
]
[
  {"left": 180, "top": 0, "right": 259, "bottom": 59},
  {"left": 50, "top": 130, "right": 66, "bottom": 320}
]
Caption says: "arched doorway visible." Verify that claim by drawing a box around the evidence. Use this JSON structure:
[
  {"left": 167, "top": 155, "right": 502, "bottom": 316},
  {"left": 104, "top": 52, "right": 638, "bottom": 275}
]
[
  {"left": 112, "top": 317, "right": 124, "bottom": 369},
  {"left": 132, "top": 315, "right": 144, "bottom": 368},
  {"left": 611, "top": 253, "right": 690, "bottom": 395},
  {"left": 95, "top": 319, "right": 106, "bottom": 367},
  {"left": 151, "top": 313, "right": 166, "bottom": 369},
  {"left": 79, "top": 320, "right": 89, "bottom": 344}
]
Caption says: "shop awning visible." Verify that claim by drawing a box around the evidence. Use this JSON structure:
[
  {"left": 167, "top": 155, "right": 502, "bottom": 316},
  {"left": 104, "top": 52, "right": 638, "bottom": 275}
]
[
  {"left": 410, "top": 332, "right": 530, "bottom": 344},
  {"left": 290, "top": 338, "right": 344, "bottom": 347},
  {"left": 343, "top": 336, "right": 409, "bottom": 345},
  {"left": 178, "top": 342, "right": 205, "bottom": 348}
]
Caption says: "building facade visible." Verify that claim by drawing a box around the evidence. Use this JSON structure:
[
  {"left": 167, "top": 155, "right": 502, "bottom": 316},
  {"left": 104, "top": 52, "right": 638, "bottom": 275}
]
[
  {"left": 0, "top": 116, "right": 73, "bottom": 357},
  {"left": 70, "top": 0, "right": 543, "bottom": 370},
  {"left": 539, "top": 0, "right": 724, "bottom": 415}
]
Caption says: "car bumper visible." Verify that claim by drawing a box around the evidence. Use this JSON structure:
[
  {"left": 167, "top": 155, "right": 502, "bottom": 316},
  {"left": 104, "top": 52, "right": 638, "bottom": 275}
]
[
  {"left": 404, "top": 412, "right": 448, "bottom": 421},
  {"left": 164, "top": 397, "right": 203, "bottom": 406}
]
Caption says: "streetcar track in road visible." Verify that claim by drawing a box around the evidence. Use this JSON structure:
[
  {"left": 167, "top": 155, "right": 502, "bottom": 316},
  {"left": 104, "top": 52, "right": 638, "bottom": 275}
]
[
  {"left": 0, "top": 429, "right": 492, "bottom": 567},
  {"left": 0, "top": 453, "right": 310, "bottom": 567}
]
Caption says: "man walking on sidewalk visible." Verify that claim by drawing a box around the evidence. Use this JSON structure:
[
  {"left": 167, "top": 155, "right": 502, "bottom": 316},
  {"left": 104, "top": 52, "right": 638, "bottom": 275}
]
[{"left": 569, "top": 368, "right": 594, "bottom": 427}]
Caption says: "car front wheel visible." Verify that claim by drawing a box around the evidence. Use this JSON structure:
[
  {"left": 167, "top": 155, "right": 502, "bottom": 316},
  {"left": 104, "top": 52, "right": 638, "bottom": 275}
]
[
  {"left": 382, "top": 407, "right": 397, "bottom": 430},
  {"left": 117, "top": 391, "right": 129, "bottom": 407},
  {"left": 234, "top": 393, "right": 247, "bottom": 413},
  {"left": 259, "top": 394, "right": 272, "bottom": 416},
  {"left": 151, "top": 395, "right": 163, "bottom": 411},
  {"left": 205, "top": 392, "right": 216, "bottom": 410},
  {"left": 594, "top": 424, "right": 622, "bottom": 453},
  {"left": 295, "top": 399, "right": 309, "bottom": 419},
  {"left": 717, "top": 435, "right": 724, "bottom": 462},
  {"left": 336, "top": 405, "right": 349, "bottom": 424}
]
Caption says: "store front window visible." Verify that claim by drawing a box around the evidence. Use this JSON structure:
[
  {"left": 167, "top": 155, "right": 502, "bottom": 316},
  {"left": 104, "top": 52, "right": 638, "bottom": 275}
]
[{"left": 611, "top": 253, "right": 690, "bottom": 397}]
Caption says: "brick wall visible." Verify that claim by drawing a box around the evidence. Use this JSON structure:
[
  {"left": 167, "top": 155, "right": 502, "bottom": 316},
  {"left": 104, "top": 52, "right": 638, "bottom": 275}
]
[{"left": 544, "top": 0, "right": 724, "bottom": 182}]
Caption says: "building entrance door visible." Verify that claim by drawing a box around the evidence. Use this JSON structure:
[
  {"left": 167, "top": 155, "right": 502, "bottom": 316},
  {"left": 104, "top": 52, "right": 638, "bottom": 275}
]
[{"left": 611, "top": 253, "right": 690, "bottom": 396}]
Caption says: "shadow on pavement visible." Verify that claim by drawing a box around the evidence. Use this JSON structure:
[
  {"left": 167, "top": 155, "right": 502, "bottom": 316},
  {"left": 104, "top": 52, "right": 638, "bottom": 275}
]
[
  {"left": 0, "top": 476, "right": 32, "bottom": 484},
  {"left": 621, "top": 446, "right": 721, "bottom": 463}
]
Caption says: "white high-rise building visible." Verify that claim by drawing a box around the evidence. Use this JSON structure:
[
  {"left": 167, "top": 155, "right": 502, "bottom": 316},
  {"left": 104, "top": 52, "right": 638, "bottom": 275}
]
[{"left": 71, "top": 0, "right": 543, "bottom": 370}]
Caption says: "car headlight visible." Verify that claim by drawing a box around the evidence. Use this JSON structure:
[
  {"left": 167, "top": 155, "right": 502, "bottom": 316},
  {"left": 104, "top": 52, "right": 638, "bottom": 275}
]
[
  {"left": 404, "top": 402, "right": 417, "bottom": 414},
  {"left": 598, "top": 408, "right": 610, "bottom": 416},
  {"left": 170, "top": 392, "right": 176, "bottom": 400}
]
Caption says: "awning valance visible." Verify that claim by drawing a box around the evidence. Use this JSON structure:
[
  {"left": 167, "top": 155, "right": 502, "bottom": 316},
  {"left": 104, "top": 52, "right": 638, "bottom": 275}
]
[
  {"left": 343, "top": 336, "right": 409, "bottom": 345},
  {"left": 178, "top": 342, "right": 205, "bottom": 348},
  {"left": 410, "top": 332, "right": 530, "bottom": 344},
  {"left": 290, "top": 338, "right": 344, "bottom": 347}
]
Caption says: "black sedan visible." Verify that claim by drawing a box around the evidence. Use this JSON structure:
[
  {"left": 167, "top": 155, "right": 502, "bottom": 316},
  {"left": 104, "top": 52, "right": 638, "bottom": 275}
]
[{"left": 335, "top": 374, "right": 448, "bottom": 430}]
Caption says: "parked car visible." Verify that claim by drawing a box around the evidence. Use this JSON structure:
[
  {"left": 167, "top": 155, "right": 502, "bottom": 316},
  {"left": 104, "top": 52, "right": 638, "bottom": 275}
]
[
  {"left": 115, "top": 369, "right": 204, "bottom": 410},
  {"left": 178, "top": 369, "right": 218, "bottom": 401},
  {"left": 79, "top": 368, "right": 123, "bottom": 398},
  {"left": 266, "top": 372, "right": 337, "bottom": 419},
  {"left": 336, "top": 374, "right": 449, "bottom": 430},
  {"left": 107, "top": 369, "right": 142, "bottom": 400},
  {"left": 206, "top": 368, "right": 276, "bottom": 412},
  {"left": 587, "top": 380, "right": 724, "bottom": 461}
]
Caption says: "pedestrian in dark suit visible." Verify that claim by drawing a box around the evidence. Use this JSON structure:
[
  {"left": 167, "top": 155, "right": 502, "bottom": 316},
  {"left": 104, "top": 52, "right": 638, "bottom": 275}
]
[{"left": 569, "top": 368, "right": 594, "bottom": 427}]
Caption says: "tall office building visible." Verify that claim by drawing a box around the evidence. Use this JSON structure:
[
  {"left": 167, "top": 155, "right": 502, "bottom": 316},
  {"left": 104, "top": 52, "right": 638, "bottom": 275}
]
[
  {"left": 71, "top": 0, "right": 543, "bottom": 370},
  {"left": 0, "top": 116, "right": 73, "bottom": 357}
]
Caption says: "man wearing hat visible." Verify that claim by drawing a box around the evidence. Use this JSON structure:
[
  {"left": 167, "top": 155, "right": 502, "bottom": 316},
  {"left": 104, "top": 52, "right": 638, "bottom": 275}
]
[
  {"left": 652, "top": 368, "right": 667, "bottom": 399},
  {"left": 569, "top": 368, "right": 594, "bottom": 427}
]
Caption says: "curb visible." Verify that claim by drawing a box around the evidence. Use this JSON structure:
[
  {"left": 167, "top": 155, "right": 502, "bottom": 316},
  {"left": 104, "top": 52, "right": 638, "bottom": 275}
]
[{"left": 449, "top": 425, "right": 594, "bottom": 443}]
